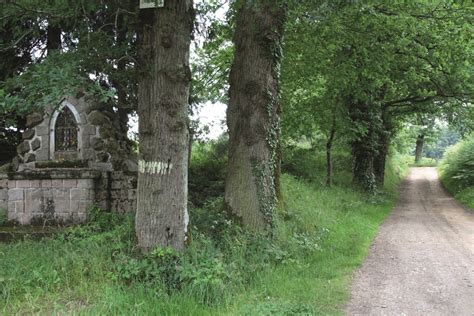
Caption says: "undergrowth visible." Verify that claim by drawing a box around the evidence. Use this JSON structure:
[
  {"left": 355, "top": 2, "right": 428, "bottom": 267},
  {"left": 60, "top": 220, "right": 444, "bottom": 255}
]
[
  {"left": 410, "top": 157, "right": 437, "bottom": 167},
  {"left": 439, "top": 136, "right": 474, "bottom": 210},
  {"left": 0, "top": 147, "right": 409, "bottom": 315}
]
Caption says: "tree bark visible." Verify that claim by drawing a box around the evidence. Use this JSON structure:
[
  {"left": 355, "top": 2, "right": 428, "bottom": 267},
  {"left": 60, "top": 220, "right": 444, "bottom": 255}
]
[
  {"left": 373, "top": 138, "right": 388, "bottom": 185},
  {"left": 188, "top": 127, "right": 194, "bottom": 168},
  {"left": 415, "top": 134, "right": 424, "bottom": 163},
  {"left": 111, "top": 7, "right": 136, "bottom": 139},
  {"left": 374, "top": 107, "right": 392, "bottom": 185},
  {"left": 326, "top": 114, "right": 336, "bottom": 187},
  {"left": 46, "top": 24, "right": 61, "bottom": 53},
  {"left": 225, "top": 0, "right": 286, "bottom": 231},
  {"left": 135, "top": 1, "right": 194, "bottom": 252}
]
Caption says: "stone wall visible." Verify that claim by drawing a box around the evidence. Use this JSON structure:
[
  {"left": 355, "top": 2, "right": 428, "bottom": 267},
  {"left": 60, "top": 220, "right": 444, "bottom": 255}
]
[
  {"left": 93, "top": 171, "right": 137, "bottom": 214},
  {"left": 0, "top": 169, "right": 100, "bottom": 225},
  {"left": 0, "top": 178, "right": 7, "bottom": 213},
  {"left": 110, "top": 172, "right": 137, "bottom": 214},
  {"left": 0, "top": 169, "right": 137, "bottom": 226}
]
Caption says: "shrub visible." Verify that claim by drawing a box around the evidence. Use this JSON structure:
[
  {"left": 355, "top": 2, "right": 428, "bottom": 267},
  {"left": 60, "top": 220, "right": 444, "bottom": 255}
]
[
  {"left": 439, "top": 136, "right": 474, "bottom": 209},
  {"left": 281, "top": 145, "right": 352, "bottom": 186},
  {"left": 439, "top": 136, "right": 474, "bottom": 192},
  {"left": 188, "top": 136, "right": 228, "bottom": 207}
]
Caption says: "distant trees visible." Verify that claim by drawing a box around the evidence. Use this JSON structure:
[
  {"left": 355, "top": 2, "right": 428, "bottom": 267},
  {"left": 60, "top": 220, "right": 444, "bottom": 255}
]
[{"left": 281, "top": 1, "right": 473, "bottom": 192}]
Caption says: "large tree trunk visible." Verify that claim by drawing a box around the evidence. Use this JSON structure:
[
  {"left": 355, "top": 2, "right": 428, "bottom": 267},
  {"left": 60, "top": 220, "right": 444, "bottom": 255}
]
[
  {"left": 374, "top": 138, "right": 388, "bottom": 185},
  {"left": 225, "top": 0, "right": 286, "bottom": 231},
  {"left": 374, "top": 107, "right": 392, "bottom": 185},
  {"left": 415, "top": 134, "right": 424, "bottom": 163},
  {"left": 135, "top": 1, "right": 194, "bottom": 252},
  {"left": 326, "top": 114, "right": 336, "bottom": 187},
  {"left": 349, "top": 101, "right": 379, "bottom": 193}
]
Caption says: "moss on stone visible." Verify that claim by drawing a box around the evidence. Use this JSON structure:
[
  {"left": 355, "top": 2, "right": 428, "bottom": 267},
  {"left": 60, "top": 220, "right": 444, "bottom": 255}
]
[
  {"left": 0, "top": 163, "right": 12, "bottom": 173},
  {"left": 36, "top": 160, "right": 88, "bottom": 169}
]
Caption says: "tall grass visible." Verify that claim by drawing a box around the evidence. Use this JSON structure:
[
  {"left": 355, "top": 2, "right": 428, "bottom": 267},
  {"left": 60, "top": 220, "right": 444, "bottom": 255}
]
[
  {"left": 439, "top": 136, "right": 474, "bottom": 209},
  {"left": 1, "top": 148, "right": 409, "bottom": 314}
]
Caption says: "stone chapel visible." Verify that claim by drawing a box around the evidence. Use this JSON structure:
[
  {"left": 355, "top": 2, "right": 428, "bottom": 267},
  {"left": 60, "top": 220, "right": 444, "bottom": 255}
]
[{"left": 0, "top": 95, "right": 138, "bottom": 225}]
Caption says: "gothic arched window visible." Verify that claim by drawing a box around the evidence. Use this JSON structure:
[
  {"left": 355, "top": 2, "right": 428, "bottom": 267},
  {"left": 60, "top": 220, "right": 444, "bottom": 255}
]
[{"left": 55, "top": 107, "right": 78, "bottom": 151}]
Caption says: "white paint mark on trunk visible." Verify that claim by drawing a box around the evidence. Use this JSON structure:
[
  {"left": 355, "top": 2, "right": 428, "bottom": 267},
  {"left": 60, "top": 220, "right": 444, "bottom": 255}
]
[
  {"left": 138, "top": 160, "right": 173, "bottom": 175},
  {"left": 183, "top": 208, "right": 189, "bottom": 240}
]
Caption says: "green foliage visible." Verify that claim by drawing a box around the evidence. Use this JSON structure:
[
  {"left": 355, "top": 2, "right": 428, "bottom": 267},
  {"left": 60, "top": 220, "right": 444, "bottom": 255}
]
[
  {"left": 383, "top": 151, "right": 410, "bottom": 193},
  {"left": 281, "top": 143, "right": 352, "bottom": 186},
  {"left": 281, "top": 0, "right": 473, "bottom": 191},
  {"left": 189, "top": 197, "right": 232, "bottom": 239},
  {"left": 439, "top": 136, "right": 474, "bottom": 209},
  {"left": 424, "top": 127, "right": 461, "bottom": 160},
  {"left": 188, "top": 137, "right": 228, "bottom": 208},
  {"left": 411, "top": 157, "right": 437, "bottom": 167},
  {"left": 393, "top": 123, "right": 461, "bottom": 160},
  {"left": 454, "top": 187, "right": 474, "bottom": 210},
  {"left": 0, "top": 0, "right": 138, "bottom": 134},
  {"left": 192, "top": 0, "right": 234, "bottom": 105},
  {"left": 0, "top": 53, "right": 114, "bottom": 126},
  {"left": 0, "top": 208, "right": 134, "bottom": 309}
]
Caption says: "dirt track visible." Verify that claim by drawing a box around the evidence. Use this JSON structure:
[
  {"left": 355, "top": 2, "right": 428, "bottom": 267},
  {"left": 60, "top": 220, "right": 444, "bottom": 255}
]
[{"left": 347, "top": 167, "right": 474, "bottom": 316}]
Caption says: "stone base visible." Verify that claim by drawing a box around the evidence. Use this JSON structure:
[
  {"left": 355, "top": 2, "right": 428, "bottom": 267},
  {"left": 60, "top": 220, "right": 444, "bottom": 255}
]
[{"left": 0, "top": 169, "right": 137, "bottom": 226}]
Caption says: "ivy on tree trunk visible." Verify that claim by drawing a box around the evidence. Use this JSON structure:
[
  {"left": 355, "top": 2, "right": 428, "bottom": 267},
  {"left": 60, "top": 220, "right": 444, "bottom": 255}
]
[
  {"left": 349, "top": 100, "right": 380, "bottom": 193},
  {"left": 225, "top": 0, "right": 286, "bottom": 231},
  {"left": 135, "top": 1, "right": 194, "bottom": 252}
]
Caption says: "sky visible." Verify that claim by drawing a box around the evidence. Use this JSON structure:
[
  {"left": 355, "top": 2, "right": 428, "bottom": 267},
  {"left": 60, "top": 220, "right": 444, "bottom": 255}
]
[
  {"left": 194, "top": 102, "right": 227, "bottom": 139},
  {"left": 129, "top": 102, "right": 227, "bottom": 140}
]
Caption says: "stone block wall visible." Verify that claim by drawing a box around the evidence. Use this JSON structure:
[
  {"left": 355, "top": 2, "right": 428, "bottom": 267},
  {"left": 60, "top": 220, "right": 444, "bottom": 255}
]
[
  {"left": 0, "top": 170, "right": 100, "bottom": 225},
  {"left": 0, "top": 169, "right": 137, "bottom": 226},
  {"left": 110, "top": 172, "right": 137, "bottom": 214},
  {"left": 0, "top": 178, "right": 8, "bottom": 213}
]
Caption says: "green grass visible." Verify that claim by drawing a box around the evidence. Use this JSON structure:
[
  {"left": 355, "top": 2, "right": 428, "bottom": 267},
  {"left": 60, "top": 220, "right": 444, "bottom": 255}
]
[
  {"left": 404, "top": 156, "right": 438, "bottom": 167},
  {"left": 0, "top": 153, "right": 408, "bottom": 315},
  {"left": 454, "top": 187, "right": 474, "bottom": 210}
]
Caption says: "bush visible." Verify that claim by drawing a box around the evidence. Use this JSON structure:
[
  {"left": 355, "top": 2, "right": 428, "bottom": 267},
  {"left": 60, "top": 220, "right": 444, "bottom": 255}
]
[
  {"left": 188, "top": 136, "right": 228, "bottom": 208},
  {"left": 281, "top": 145, "right": 352, "bottom": 186},
  {"left": 439, "top": 136, "right": 474, "bottom": 191},
  {"left": 439, "top": 136, "right": 474, "bottom": 209}
]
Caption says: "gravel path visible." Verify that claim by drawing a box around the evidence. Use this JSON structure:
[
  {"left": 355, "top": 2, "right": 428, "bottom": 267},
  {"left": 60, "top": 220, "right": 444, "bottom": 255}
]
[{"left": 347, "top": 167, "right": 474, "bottom": 316}]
